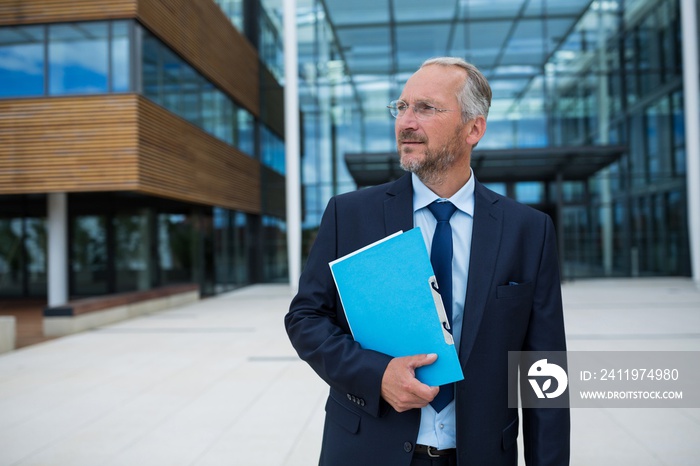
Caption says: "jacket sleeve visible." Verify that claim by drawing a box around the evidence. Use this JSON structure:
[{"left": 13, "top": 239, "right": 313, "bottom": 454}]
[
  {"left": 522, "top": 215, "right": 571, "bottom": 466},
  {"left": 284, "top": 197, "right": 393, "bottom": 417}
]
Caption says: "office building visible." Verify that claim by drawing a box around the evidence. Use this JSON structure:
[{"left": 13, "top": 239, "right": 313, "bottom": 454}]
[{"left": 1, "top": 0, "right": 699, "bottom": 305}]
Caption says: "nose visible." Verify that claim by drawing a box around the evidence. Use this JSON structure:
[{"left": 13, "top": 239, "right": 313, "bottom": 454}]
[{"left": 395, "top": 107, "right": 419, "bottom": 131}]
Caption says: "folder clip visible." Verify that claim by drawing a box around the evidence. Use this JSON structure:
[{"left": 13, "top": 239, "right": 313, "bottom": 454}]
[{"left": 429, "top": 276, "right": 455, "bottom": 346}]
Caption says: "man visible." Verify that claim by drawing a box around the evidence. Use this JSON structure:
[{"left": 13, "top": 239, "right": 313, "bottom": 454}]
[{"left": 285, "top": 57, "right": 569, "bottom": 466}]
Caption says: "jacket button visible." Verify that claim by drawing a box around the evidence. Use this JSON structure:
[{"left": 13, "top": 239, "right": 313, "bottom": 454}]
[{"left": 403, "top": 442, "right": 413, "bottom": 453}]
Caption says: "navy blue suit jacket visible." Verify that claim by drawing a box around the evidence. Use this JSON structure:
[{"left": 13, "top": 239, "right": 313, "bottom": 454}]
[{"left": 285, "top": 174, "right": 569, "bottom": 466}]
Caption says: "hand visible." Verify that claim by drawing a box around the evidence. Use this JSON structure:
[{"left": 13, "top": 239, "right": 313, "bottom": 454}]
[{"left": 380, "top": 354, "right": 440, "bottom": 412}]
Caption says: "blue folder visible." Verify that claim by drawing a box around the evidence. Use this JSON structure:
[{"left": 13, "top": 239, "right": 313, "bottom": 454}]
[{"left": 329, "top": 228, "right": 464, "bottom": 387}]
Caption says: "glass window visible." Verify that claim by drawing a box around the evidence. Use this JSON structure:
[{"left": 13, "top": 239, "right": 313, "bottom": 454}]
[
  {"left": 182, "top": 64, "right": 202, "bottom": 126},
  {"left": 49, "top": 22, "right": 109, "bottom": 95},
  {"left": 142, "top": 29, "right": 161, "bottom": 104},
  {"left": 259, "top": 8, "right": 284, "bottom": 81},
  {"left": 672, "top": 91, "right": 685, "bottom": 175},
  {"left": 0, "top": 25, "right": 45, "bottom": 97},
  {"left": 638, "top": 13, "right": 661, "bottom": 95},
  {"left": 218, "top": 97, "right": 234, "bottom": 145},
  {"left": 158, "top": 213, "right": 194, "bottom": 285},
  {"left": 72, "top": 215, "right": 108, "bottom": 295},
  {"left": 213, "top": 208, "right": 233, "bottom": 291},
  {"left": 233, "top": 212, "right": 249, "bottom": 285},
  {"left": 25, "top": 217, "right": 47, "bottom": 296},
  {"left": 624, "top": 32, "right": 638, "bottom": 106},
  {"left": 215, "top": 0, "right": 245, "bottom": 32},
  {"left": 138, "top": 24, "right": 258, "bottom": 154},
  {"left": 114, "top": 211, "right": 152, "bottom": 292},
  {"left": 161, "top": 47, "right": 183, "bottom": 114},
  {"left": 111, "top": 21, "right": 130, "bottom": 92},
  {"left": 237, "top": 107, "right": 256, "bottom": 156},
  {"left": 262, "top": 215, "right": 287, "bottom": 282},
  {"left": 515, "top": 182, "right": 544, "bottom": 204},
  {"left": 483, "top": 183, "right": 506, "bottom": 196},
  {"left": 202, "top": 83, "right": 221, "bottom": 137},
  {"left": 260, "top": 125, "right": 285, "bottom": 174},
  {"left": 0, "top": 218, "right": 24, "bottom": 296}
]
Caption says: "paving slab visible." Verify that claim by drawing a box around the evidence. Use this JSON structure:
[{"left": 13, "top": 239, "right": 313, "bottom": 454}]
[{"left": 0, "top": 279, "right": 697, "bottom": 465}]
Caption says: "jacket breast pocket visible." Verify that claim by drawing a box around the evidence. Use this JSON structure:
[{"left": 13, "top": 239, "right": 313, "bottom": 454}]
[
  {"left": 325, "top": 393, "right": 360, "bottom": 434},
  {"left": 496, "top": 282, "right": 533, "bottom": 300}
]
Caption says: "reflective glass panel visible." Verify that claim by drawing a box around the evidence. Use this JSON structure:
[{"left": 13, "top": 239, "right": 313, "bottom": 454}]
[
  {"left": 158, "top": 213, "right": 193, "bottom": 285},
  {"left": 260, "top": 125, "right": 285, "bottom": 174},
  {"left": 115, "top": 211, "right": 152, "bottom": 292},
  {"left": 0, "top": 25, "right": 44, "bottom": 97},
  {"left": 25, "top": 218, "right": 47, "bottom": 296},
  {"left": 182, "top": 64, "right": 202, "bottom": 126},
  {"left": 111, "top": 21, "right": 130, "bottom": 92},
  {"left": 237, "top": 107, "right": 255, "bottom": 156},
  {"left": 215, "top": 0, "right": 245, "bottom": 32},
  {"left": 49, "top": 22, "right": 109, "bottom": 94},
  {"left": 72, "top": 216, "right": 108, "bottom": 295},
  {"left": 161, "top": 47, "right": 183, "bottom": 114},
  {"left": 233, "top": 212, "right": 249, "bottom": 285},
  {"left": 142, "top": 29, "right": 161, "bottom": 105},
  {"left": 0, "top": 218, "right": 24, "bottom": 296}
]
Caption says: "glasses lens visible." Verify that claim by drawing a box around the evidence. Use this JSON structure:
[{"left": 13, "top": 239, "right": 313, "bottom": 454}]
[
  {"left": 388, "top": 100, "right": 402, "bottom": 118},
  {"left": 413, "top": 103, "right": 435, "bottom": 120}
]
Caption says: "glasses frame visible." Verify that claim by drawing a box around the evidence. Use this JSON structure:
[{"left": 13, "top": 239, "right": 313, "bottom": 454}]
[{"left": 387, "top": 99, "right": 454, "bottom": 120}]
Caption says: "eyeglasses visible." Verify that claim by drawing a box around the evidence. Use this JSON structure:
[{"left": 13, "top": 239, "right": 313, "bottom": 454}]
[{"left": 387, "top": 100, "right": 454, "bottom": 120}]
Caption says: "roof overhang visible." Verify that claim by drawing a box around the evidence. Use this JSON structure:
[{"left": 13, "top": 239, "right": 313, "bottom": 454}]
[{"left": 344, "top": 145, "right": 627, "bottom": 187}]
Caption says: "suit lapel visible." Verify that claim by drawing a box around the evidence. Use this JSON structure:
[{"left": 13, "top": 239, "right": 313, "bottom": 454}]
[
  {"left": 459, "top": 181, "right": 503, "bottom": 361},
  {"left": 383, "top": 174, "right": 414, "bottom": 235}
]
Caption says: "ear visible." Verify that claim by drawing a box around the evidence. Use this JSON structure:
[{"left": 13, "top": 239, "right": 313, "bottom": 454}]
[{"left": 465, "top": 116, "right": 487, "bottom": 146}]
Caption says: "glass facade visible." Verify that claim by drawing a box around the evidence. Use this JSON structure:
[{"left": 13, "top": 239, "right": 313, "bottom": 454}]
[
  {"left": 0, "top": 20, "right": 257, "bottom": 157},
  {"left": 288, "top": 0, "right": 695, "bottom": 280},
  {"left": 140, "top": 26, "right": 256, "bottom": 155},
  {"left": 0, "top": 21, "right": 130, "bottom": 97},
  {"left": 0, "top": 7, "right": 289, "bottom": 298}
]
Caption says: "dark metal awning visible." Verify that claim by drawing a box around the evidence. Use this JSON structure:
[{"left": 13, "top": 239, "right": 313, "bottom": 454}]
[{"left": 344, "top": 145, "right": 627, "bottom": 187}]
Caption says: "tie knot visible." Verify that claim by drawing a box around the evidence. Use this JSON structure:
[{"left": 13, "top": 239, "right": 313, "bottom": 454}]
[{"left": 428, "top": 200, "right": 457, "bottom": 222}]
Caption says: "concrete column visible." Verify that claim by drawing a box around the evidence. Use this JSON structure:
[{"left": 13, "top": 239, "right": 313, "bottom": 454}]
[
  {"left": 47, "top": 192, "right": 68, "bottom": 307},
  {"left": 284, "top": 0, "right": 302, "bottom": 293},
  {"left": 680, "top": 0, "right": 700, "bottom": 286}
]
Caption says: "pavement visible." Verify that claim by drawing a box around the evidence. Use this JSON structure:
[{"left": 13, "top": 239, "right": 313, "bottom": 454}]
[{"left": 0, "top": 278, "right": 699, "bottom": 465}]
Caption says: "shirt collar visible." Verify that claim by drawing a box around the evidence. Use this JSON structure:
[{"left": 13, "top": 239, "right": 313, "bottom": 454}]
[{"left": 412, "top": 169, "right": 475, "bottom": 217}]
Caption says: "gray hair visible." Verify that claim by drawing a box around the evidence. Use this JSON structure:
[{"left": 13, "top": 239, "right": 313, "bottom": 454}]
[{"left": 421, "top": 57, "right": 492, "bottom": 123}]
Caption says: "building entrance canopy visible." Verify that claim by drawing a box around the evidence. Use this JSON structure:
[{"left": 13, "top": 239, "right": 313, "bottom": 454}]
[{"left": 344, "top": 145, "right": 627, "bottom": 187}]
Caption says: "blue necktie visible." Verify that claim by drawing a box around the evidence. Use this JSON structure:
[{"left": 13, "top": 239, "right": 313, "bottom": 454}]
[{"left": 427, "top": 200, "right": 457, "bottom": 412}]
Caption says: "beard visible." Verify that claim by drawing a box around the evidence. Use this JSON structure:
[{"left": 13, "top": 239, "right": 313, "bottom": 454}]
[{"left": 398, "top": 128, "right": 462, "bottom": 186}]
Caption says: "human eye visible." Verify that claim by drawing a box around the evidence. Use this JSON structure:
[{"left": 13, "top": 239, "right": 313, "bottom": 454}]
[
  {"left": 414, "top": 102, "right": 436, "bottom": 116},
  {"left": 395, "top": 101, "right": 409, "bottom": 111}
]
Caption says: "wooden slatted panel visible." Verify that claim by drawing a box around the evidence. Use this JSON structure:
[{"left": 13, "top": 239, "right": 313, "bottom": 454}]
[
  {"left": 136, "top": 97, "right": 261, "bottom": 213},
  {"left": 0, "top": 0, "right": 261, "bottom": 117},
  {"left": 0, "top": 95, "right": 262, "bottom": 213},
  {"left": 0, "top": 95, "right": 140, "bottom": 193},
  {"left": 137, "top": 0, "right": 260, "bottom": 116},
  {"left": 0, "top": 0, "right": 136, "bottom": 24}
]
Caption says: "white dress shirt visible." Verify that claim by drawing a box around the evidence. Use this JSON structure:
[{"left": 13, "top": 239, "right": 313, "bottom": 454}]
[{"left": 411, "top": 171, "right": 475, "bottom": 449}]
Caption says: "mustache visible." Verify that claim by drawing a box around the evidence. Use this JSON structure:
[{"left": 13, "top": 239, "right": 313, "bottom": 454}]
[{"left": 398, "top": 130, "right": 427, "bottom": 143}]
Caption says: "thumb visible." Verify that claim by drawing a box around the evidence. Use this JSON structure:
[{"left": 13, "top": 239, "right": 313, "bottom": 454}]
[{"left": 409, "top": 353, "right": 438, "bottom": 368}]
